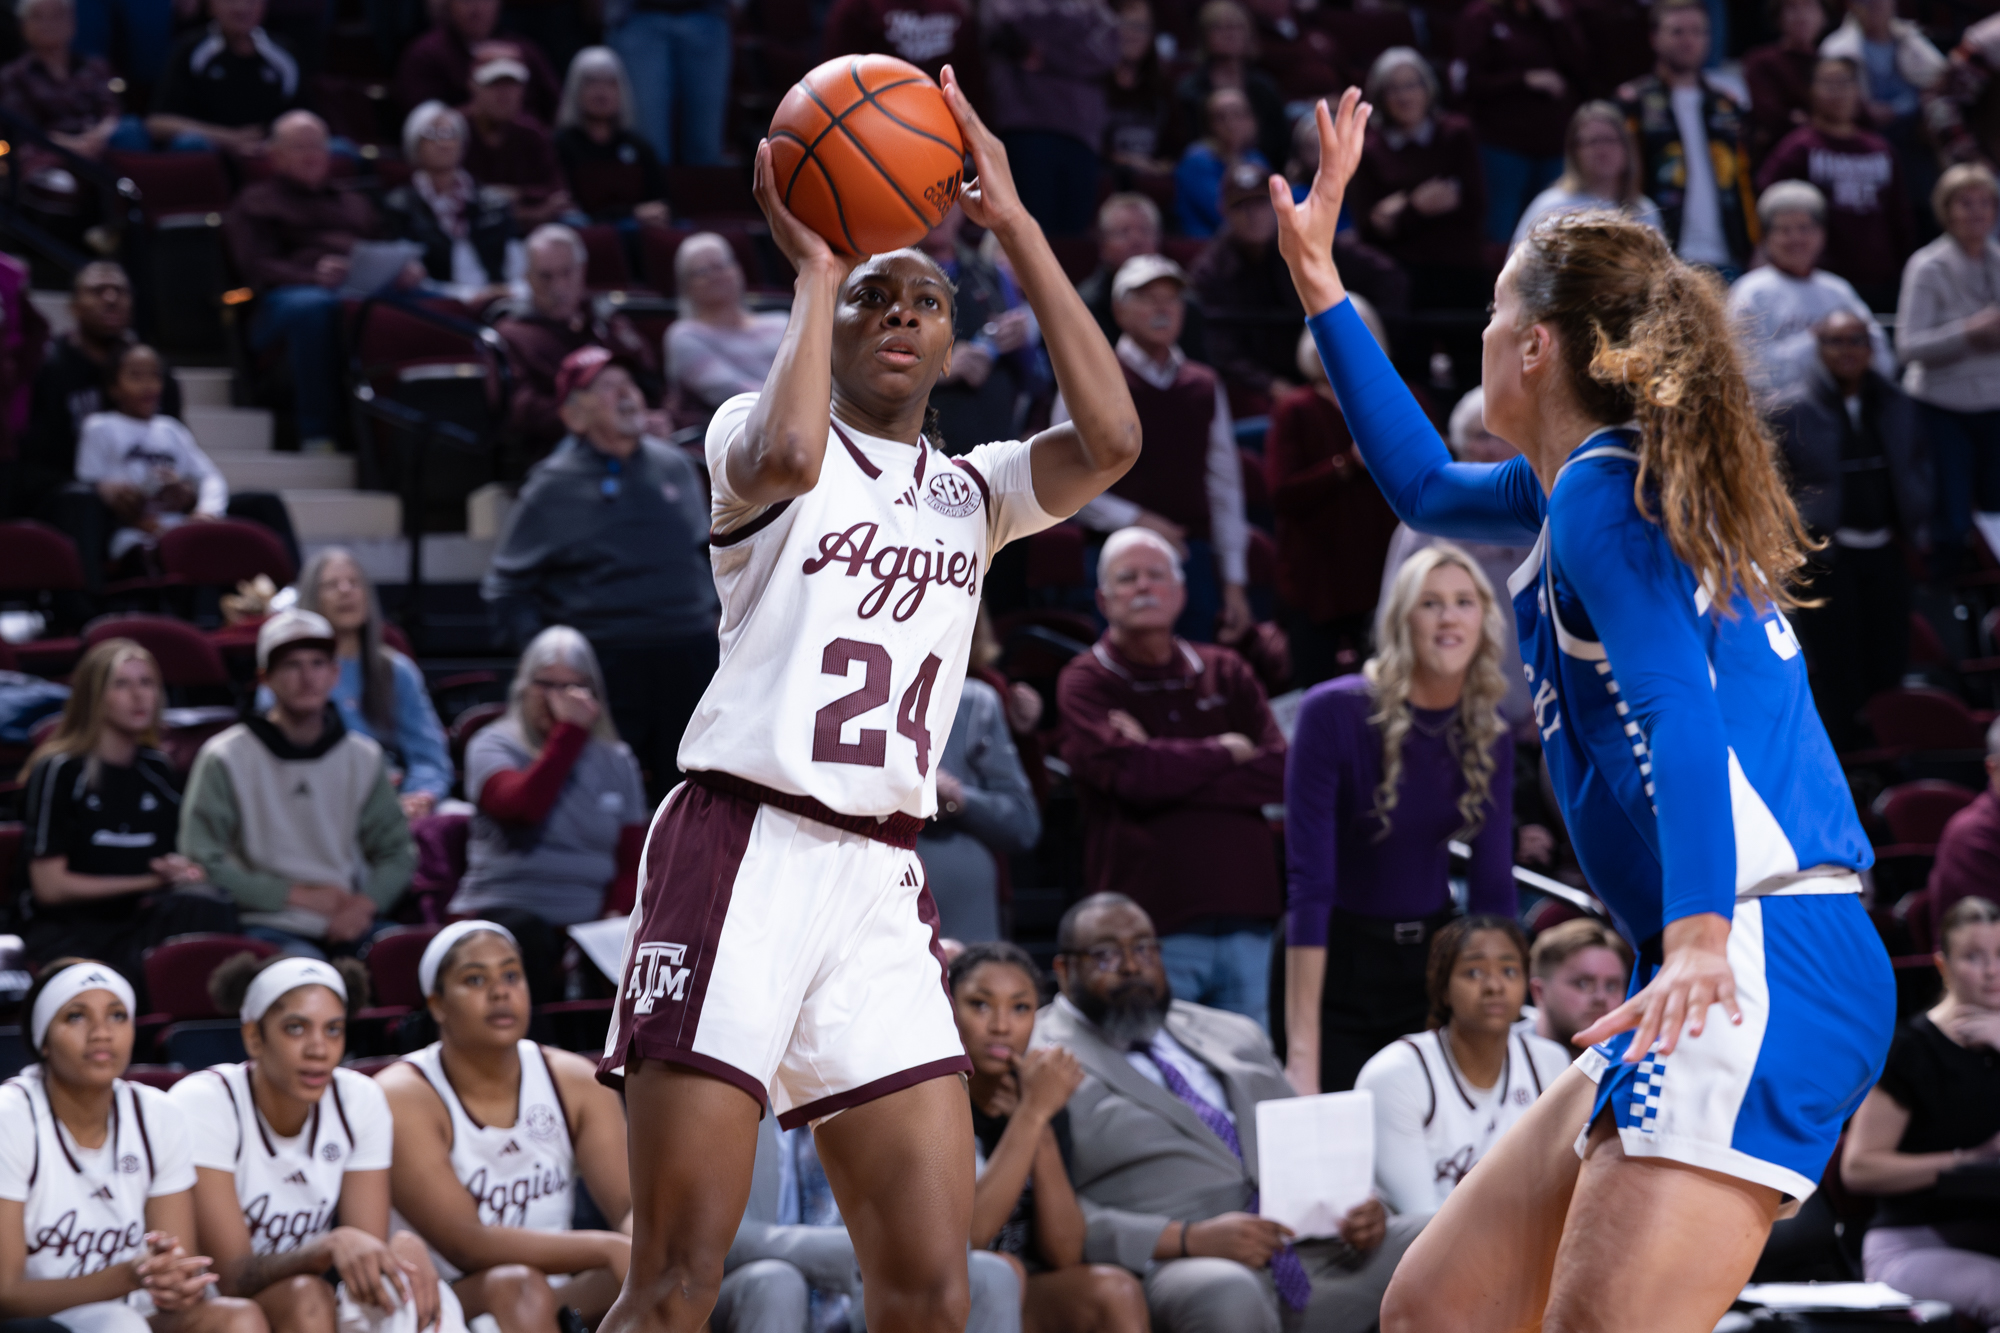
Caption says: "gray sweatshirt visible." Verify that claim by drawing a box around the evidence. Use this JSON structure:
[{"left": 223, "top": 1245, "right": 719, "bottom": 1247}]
[{"left": 1895, "top": 234, "right": 2000, "bottom": 413}]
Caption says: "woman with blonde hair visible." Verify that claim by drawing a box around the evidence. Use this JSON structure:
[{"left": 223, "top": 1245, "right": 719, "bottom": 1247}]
[
  {"left": 1283, "top": 543, "right": 1517, "bottom": 1095},
  {"left": 16, "top": 639, "right": 232, "bottom": 990},
  {"left": 1275, "top": 90, "right": 1890, "bottom": 1331},
  {"left": 1508, "top": 101, "right": 1663, "bottom": 252}
]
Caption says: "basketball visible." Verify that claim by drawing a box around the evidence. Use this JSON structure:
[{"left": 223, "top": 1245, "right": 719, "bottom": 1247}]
[{"left": 767, "top": 55, "right": 966, "bottom": 257}]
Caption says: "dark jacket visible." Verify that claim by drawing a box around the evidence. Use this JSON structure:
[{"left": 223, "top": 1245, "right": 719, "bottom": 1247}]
[
  {"left": 379, "top": 181, "right": 515, "bottom": 286},
  {"left": 1619, "top": 74, "right": 1759, "bottom": 268},
  {"left": 1769, "top": 361, "right": 1931, "bottom": 539},
  {"left": 224, "top": 175, "right": 379, "bottom": 292}
]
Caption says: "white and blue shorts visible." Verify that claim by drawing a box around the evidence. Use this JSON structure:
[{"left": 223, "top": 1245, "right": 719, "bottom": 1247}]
[{"left": 1577, "top": 885, "right": 1896, "bottom": 1200}]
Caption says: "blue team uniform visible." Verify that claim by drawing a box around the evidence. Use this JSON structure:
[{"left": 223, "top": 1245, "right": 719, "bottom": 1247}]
[{"left": 1308, "top": 299, "right": 1895, "bottom": 1198}]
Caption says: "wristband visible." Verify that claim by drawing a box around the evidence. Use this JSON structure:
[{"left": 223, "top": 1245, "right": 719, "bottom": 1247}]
[{"left": 1179, "top": 1221, "right": 1191, "bottom": 1258}]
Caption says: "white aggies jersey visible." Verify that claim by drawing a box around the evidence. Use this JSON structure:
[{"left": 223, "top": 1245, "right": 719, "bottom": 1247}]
[
  {"left": 677, "top": 395, "right": 1062, "bottom": 819},
  {"left": 392, "top": 1042, "right": 575, "bottom": 1280},
  {"left": 169, "top": 1063, "right": 393, "bottom": 1255}
]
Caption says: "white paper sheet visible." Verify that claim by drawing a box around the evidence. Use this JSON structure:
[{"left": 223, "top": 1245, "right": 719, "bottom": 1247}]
[
  {"left": 567, "top": 918, "right": 630, "bottom": 986},
  {"left": 1255, "top": 1090, "right": 1374, "bottom": 1239},
  {"left": 340, "top": 240, "right": 425, "bottom": 297},
  {"left": 1737, "top": 1282, "right": 1920, "bottom": 1312}
]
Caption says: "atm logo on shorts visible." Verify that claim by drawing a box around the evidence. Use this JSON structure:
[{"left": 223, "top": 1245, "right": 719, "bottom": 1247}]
[{"left": 627, "top": 942, "right": 692, "bottom": 1014}]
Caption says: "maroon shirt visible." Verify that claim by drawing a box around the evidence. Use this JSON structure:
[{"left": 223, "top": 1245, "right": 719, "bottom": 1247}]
[
  {"left": 1111, "top": 356, "right": 1218, "bottom": 539},
  {"left": 1264, "top": 387, "right": 1402, "bottom": 625},
  {"left": 495, "top": 310, "right": 663, "bottom": 458},
  {"left": 1757, "top": 124, "right": 1914, "bottom": 293},
  {"left": 223, "top": 175, "right": 379, "bottom": 291},
  {"left": 1743, "top": 43, "right": 1817, "bottom": 165},
  {"left": 393, "top": 26, "right": 559, "bottom": 120},
  {"left": 1348, "top": 114, "right": 1488, "bottom": 269},
  {"left": 1925, "top": 789, "right": 2000, "bottom": 948},
  {"left": 0, "top": 52, "right": 118, "bottom": 134},
  {"left": 1454, "top": 0, "right": 1590, "bottom": 157},
  {"left": 1057, "top": 636, "right": 1286, "bottom": 935},
  {"left": 462, "top": 111, "right": 564, "bottom": 204},
  {"left": 823, "top": 0, "right": 977, "bottom": 81}
]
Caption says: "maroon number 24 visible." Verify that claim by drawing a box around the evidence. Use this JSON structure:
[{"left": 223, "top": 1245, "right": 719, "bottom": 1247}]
[{"left": 812, "top": 638, "right": 943, "bottom": 775}]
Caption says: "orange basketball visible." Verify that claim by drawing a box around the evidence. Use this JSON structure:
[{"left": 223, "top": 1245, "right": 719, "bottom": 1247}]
[{"left": 767, "top": 55, "right": 965, "bottom": 257}]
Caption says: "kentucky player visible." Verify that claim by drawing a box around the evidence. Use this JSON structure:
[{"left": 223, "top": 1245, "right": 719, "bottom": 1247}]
[{"left": 1272, "top": 90, "right": 1895, "bottom": 1333}]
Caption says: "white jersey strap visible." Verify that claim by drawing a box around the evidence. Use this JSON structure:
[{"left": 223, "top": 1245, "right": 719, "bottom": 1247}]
[
  {"left": 1517, "top": 1034, "right": 1545, "bottom": 1097},
  {"left": 1396, "top": 1038, "right": 1438, "bottom": 1129},
  {"left": 4, "top": 1079, "right": 40, "bottom": 1187},
  {"left": 535, "top": 1046, "right": 577, "bottom": 1147},
  {"left": 127, "top": 1085, "right": 156, "bottom": 1185}
]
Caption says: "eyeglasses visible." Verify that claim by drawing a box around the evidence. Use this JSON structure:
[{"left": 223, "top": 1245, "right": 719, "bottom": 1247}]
[
  {"left": 529, "top": 678, "right": 587, "bottom": 692},
  {"left": 1064, "top": 937, "right": 1162, "bottom": 973}
]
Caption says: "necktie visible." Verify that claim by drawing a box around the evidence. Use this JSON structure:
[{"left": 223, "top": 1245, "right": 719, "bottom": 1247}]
[{"left": 1139, "top": 1040, "right": 1313, "bottom": 1312}]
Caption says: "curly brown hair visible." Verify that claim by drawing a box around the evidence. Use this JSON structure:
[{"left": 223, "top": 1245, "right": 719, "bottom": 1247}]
[{"left": 1511, "top": 211, "right": 1816, "bottom": 614}]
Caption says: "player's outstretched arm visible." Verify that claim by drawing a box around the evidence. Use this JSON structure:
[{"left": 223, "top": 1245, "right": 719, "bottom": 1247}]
[
  {"left": 732, "top": 139, "right": 859, "bottom": 506},
  {"left": 941, "top": 66, "right": 1140, "bottom": 518}
]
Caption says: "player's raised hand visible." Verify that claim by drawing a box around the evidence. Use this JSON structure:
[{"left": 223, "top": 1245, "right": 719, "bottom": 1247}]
[
  {"left": 940, "top": 65, "right": 1025, "bottom": 235},
  {"left": 754, "top": 138, "right": 854, "bottom": 278},
  {"left": 1270, "top": 88, "right": 1371, "bottom": 316},
  {"left": 1573, "top": 912, "right": 1741, "bottom": 1061}
]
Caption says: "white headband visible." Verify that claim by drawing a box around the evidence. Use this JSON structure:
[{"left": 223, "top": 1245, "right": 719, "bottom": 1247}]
[
  {"left": 419, "top": 921, "right": 519, "bottom": 996},
  {"left": 30, "top": 963, "right": 137, "bottom": 1051},
  {"left": 240, "top": 957, "right": 347, "bottom": 1025}
]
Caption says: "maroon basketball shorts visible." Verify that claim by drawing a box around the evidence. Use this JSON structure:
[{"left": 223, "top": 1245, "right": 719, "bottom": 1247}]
[{"left": 597, "top": 774, "right": 971, "bottom": 1128}]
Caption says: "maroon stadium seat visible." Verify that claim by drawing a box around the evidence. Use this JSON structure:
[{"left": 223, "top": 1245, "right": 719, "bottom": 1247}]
[
  {"left": 1872, "top": 779, "right": 1978, "bottom": 849},
  {"left": 366, "top": 924, "right": 442, "bottom": 1012},
  {"left": 106, "top": 151, "right": 232, "bottom": 225},
  {"left": 1861, "top": 687, "right": 1993, "bottom": 754},
  {"left": 158, "top": 519, "right": 297, "bottom": 590},
  {"left": 83, "top": 614, "right": 230, "bottom": 689},
  {"left": 141, "top": 934, "right": 279, "bottom": 1023},
  {"left": 0, "top": 521, "right": 87, "bottom": 675}
]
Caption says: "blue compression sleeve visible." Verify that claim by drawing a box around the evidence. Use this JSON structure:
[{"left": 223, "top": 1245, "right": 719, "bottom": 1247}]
[
  {"left": 1550, "top": 462, "right": 1738, "bottom": 926},
  {"left": 1306, "top": 301, "right": 1545, "bottom": 545}
]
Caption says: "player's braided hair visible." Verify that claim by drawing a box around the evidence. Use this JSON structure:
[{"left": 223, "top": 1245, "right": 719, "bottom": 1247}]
[{"left": 1511, "top": 211, "right": 1815, "bottom": 614}]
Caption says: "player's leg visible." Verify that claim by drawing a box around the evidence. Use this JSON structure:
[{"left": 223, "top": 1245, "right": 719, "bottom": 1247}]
[
  {"left": 1023, "top": 1264, "right": 1150, "bottom": 1333},
  {"left": 595, "top": 1063, "right": 762, "bottom": 1333},
  {"left": 1378, "top": 1064, "right": 1595, "bottom": 1333},
  {"left": 550, "top": 1269, "right": 624, "bottom": 1324},
  {"left": 1539, "top": 1114, "right": 1781, "bottom": 1333},
  {"left": 253, "top": 1275, "right": 336, "bottom": 1333},
  {"left": 812, "top": 1076, "right": 975, "bottom": 1333},
  {"left": 453, "top": 1267, "right": 557, "bottom": 1333}
]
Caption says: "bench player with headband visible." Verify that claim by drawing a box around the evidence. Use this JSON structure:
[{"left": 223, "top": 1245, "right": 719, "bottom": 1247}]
[
  {"left": 593, "top": 65, "right": 1141, "bottom": 1333},
  {"left": 169, "top": 955, "right": 464, "bottom": 1333},
  {"left": 1271, "top": 90, "right": 1895, "bottom": 1332}
]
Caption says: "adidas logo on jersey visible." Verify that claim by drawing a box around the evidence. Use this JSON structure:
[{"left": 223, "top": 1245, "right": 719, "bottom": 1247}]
[
  {"left": 894, "top": 485, "right": 917, "bottom": 508},
  {"left": 283, "top": 1171, "right": 309, "bottom": 1187},
  {"left": 900, "top": 867, "right": 920, "bottom": 888},
  {"left": 90, "top": 1185, "right": 114, "bottom": 1202},
  {"left": 499, "top": 1140, "right": 522, "bottom": 1157}
]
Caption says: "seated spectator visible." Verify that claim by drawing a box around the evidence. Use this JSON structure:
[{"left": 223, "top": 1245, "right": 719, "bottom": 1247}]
[
  {"left": 1190, "top": 164, "right": 1307, "bottom": 415},
  {"left": 1727, "top": 181, "right": 1894, "bottom": 403},
  {"left": 74, "top": 342, "right": 226, "bottom": 572},
  {"left": 1357, "top": 917, "right": 1572, "bottom": 1217},
  {"left": 483, "top": 347, "right": 717, "bottom": 802},
  {"left": 1267, "top": 320, "right": 1402, "bottom": 688},
  {"left": 1102, "top": 0, "right": 1171, "bottom": 177},
  {"left": 1819, "top": 0, "right": 1946, "bottom": 199},
  {"left": 493, "top": 224, "right": 664, "bottom": 465},
  {"left": 1769, "top": 308, "right": 1931, "bottom": 749},
  {"left": 921, "top": 678, "right": 1041, "bottom": 942},
  {"left": 1240, "top": 0, "right": 1339, "bottom": 104},
  {"left": 1054, "top": 258, "right": 1250, "bottom": 641},
  {"left": 920, "top": 203, "right": 1032, "bottom": 451},
  {"left": 1036, "top": 893, "right": 1422, "bottom": 1330},
  {"left": 381, "top": 101, "right": 520, "bottom": 306},
  {"left": 1510, "top": 100, "right": 1664, "bottom": 252},
  {"left": 1283, "top": 546, "right": 1517, "bottom": 1094},
  {"left": 180, "top": 609, "right": 416, "bottom": 957},
  {"left": 1841, "top": 895, "right": 2000, "bottom": 1329},
  {"left": 1057, "top": 529, "right": 1285, "bottom": 1024},
  {"left": 0, "top": 961, "right": 260, "bottom": 1333},
  {"left": 664, "top": 234, "right": 788, "bottom": 421},
  {"left": 172, "top": 954, "right": 465, "bottom": 1333},
  {"left": 979, "top": 0, "right": 1119, "bottom": 237},
  {"left": 450, "top": 627, "right": 647, "bottom": 992},
  {"left": 1524, "top": 917, "right": 1632, "bottom": 1049},
  {"left": 0, "top": 0, "right": 120, "bottom": 161},
  {"left": 950, "top": 942, "right": 1149, "bottom": 1332},
  {"left": 1743, "top": 0, "right": 1829, "bottom": 165},
  {"left": 1376, "top": 387, "right": 1535, "bottom": 729},
  {"left": 1348, "top": 49, "right": 1488, "bottom": 310},
  {"left": 1892, "top": 164, "right": 2000, "bottom": 580},
  {"left": 1758, "top": 56, "right": 1914, "bottom": 310},
  {"left": 15, "top": 639, "right": 234, "bottom": 988},
  {"left": 1456, "top": 0, "right": 1588, "bottom": 241},
  {"left": 1618, "top": 0, "right": 1758, "bottom": 276},
  {"left": 394, "top": 0, "right": 558, "bottom": 123},
  {"left": 1925, "top": 723, "right": 2000, "bottom": 933},
  {"left": 223, "top": 110, "right": 387, "bottom": 453},
  {"left": 284, "top": 548, "right": 453, "bottom": 817},
  {"left": 1169, "top": 1, "right": 1286, "bottom": 172},
  {"left": 553, "top": 47, "right": 670, "bottom": 227},
  {"left": 377, "top": 923, "right": 631, "bottom": 1323},
  {"left": 143, "top": 0, "right": 299, "bottom": 155},
  {"left": 1075, "top": 193, "right": 1206, "bottom": 359},
  {"left": 1174, "top": 87, "right": 1268, "bottom": 238},
  {"left": 461, "top": 51, "right": 572, "bottom": 230},
  {"left": 1929, "top": 12, "right": 2000, "bottom": 172},
  {"left": 823, "top": 0, "right": 977, "bottom": 83}
]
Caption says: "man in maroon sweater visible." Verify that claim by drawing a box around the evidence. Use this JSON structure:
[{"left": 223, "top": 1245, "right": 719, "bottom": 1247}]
[
  {"left": 461, "top": 52, "right": 572, "bottom": 230},
  {"left": 1924, "top": 719, "right": 2000, "bottom": 946},
  {"left": 1057, "top": 527, "right": 1286, "bottom": 1028},
  {"left": 1757, "top": 55, "right": 1915, "bottom": 310},
  {"left": 393, "top": 0, "right": 559, "bottom": 121}
]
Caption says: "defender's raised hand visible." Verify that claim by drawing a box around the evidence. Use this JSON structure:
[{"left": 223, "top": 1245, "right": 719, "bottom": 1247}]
[{"left": 1269, "top": 88, "right": 1371, "bottom": 316}]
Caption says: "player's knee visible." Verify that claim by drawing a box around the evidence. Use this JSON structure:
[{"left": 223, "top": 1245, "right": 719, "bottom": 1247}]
[
  {"left": 275, "top": 1274, "right": 337, "bottom": 1333},
  {"left": 207, "top": 1295, "right": 275, "bottom": 1333},
  {"left": 1082, "top": 1265, "right": 1148, "bottom": 1328},
  {"left": 874, "top": 1253, "right": 974, "bottom": 1333},
  {"left": 487, "top": 1265, "right": 558, "bottom": 1328},
  {"left": 624, "top": 1254, "right": 731, "bottom": 1326}
]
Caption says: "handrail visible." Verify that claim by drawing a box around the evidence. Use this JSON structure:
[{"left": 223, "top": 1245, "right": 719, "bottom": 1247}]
[{"left": 1448, "top": 838, "right": 1609, "bottom": 920}]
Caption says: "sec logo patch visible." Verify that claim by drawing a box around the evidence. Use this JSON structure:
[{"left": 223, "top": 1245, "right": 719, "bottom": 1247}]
[
  {"left": 923, "top": 470, "right": 979, "bottom": 519},
  {"left": 526, "top": 1105, "right": 559, "bottom": 1140}
]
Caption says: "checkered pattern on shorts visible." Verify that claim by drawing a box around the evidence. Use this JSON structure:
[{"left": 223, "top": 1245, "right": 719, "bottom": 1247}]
[{"left": 1627, "top": 1053, "right": 1667, "bottom": 1133}]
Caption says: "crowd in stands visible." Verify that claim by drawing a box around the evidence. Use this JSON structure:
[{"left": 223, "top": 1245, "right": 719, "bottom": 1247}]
[{"left": 5, "top": 0, "right": 2000, "bottom": 1324}]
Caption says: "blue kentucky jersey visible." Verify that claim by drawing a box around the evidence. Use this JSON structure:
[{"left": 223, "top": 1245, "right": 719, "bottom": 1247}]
[{"left": 1306, "top": 300, "right": 1872, "bottom": 947}]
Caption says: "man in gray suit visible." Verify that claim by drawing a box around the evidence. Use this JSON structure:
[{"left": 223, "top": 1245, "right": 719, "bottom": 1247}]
[{"left": 1036, "top": 892, "right": 1422, "bottom": 1333}]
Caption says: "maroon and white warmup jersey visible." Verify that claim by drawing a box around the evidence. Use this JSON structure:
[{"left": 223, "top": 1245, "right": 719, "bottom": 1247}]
[{"left": 677, "top": 394, "right": 1062, "bottom": 818}]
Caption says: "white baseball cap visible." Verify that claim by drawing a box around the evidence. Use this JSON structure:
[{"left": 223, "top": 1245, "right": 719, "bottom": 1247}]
[{"left": 257, "top": 607, "right": 336, "bottom": 671}]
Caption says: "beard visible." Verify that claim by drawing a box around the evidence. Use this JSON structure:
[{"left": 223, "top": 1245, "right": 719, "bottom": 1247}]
[{"left": 1072, "top": 976, "right": 1171, "bottom": 1050}]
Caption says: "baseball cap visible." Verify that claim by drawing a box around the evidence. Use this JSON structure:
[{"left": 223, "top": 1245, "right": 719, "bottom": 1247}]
[
  {"left": 1221, "top": 162, "right": 1272, "bottom": 210},
  {"left": 472, "top": 55, "right": 530, "bottom": 85},
  {"left": 1111, "top": 253, "right": 1187, "bottom": 303},
  {"left": 554, "top": 345, "right": 616, "bottom": 404},
  {"left": 257, "top": 608, "right": 336, "bottom": 672}
]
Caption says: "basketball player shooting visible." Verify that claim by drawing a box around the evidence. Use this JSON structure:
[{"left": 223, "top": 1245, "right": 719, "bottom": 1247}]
[{"left": 592, "top": 66, "right": 1141, "bottom": 1333}]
